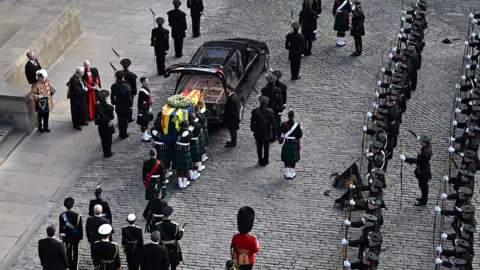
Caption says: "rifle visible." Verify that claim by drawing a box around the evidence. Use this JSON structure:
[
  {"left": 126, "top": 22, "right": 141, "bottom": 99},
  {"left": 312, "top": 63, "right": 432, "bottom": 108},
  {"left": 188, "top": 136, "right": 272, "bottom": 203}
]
[
  {"left": 112, "top": 48, "right": 121, "bottom": 59},
  {"left": 149, "top": 8, "right": 156, "bottom": 28},
  {"left": 110, "top": 62, "right": 118, "bottom": 72}
]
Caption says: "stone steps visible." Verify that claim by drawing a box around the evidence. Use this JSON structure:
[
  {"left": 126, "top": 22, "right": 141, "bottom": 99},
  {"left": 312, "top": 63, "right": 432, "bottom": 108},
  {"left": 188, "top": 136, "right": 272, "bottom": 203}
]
[{"left": 0, "top": 123, "right": 26, "bottom": 165}]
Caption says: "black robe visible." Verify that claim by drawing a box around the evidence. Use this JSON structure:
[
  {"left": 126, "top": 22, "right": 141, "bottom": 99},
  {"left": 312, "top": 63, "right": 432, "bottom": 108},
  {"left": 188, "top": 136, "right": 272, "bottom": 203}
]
[{"left": 67, "top": 75, "right": 88, "bottom": 126}]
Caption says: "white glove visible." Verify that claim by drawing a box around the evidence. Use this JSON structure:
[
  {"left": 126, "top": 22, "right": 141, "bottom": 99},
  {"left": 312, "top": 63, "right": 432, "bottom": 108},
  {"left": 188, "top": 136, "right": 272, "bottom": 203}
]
[
  {"left": 450, "top": 137, "right": 456, "bottom": 142},
  {"left": 441, "top": 232, "right": 448, "bottom": 239},
  {"left": 448, "top": 146, "right": 455, "bottom": 153},
  {"left": 469, "top": 101, "right": 474, "bottom": 105},
  {"left": 388, "top": 53, "right": 393, "bottom": 59},
  {"left": 465, "top": 128, "right": 470, "bottom": 133},
  {"left": 391, "top": 47, "right": 397, "bottom": 53},
  {"left": 344, "top": 260, "right": 351, "bottom": 268},
  {"left": 152, "top": 130, "right": 158, "bottom": 136},
  {"left": 434, "top": 206, "right": 441, "bottom": 213},
  {"left": 165, "top": 51, "right": 168, "bottom": 55},
  {"left": 462, "top": 75, "right": 466, "bottom": 81},
  {"left": 453, "top": 120, "right": 457, "bottom": 126},
  {"left": 436, "top": 246, "right": 442, "bottom": 254},
  {"left": 344, "top": 220, "right": 351, "bottom": 226},
  {"left": 138, "top": 114, "right": 143, "bottom": 117},
  {"left": 466, "top": 64, "right": 471, "bottom": 70},
  {"left": 441, "top": 193, "right": 448, "bottom": 199},
  {"left": 349, "top": 199, "right": 356, "bottom": 206},
  {"left": 455, "top": 206, "right": 462, "bottom": 212},
  {"left": 182, "top": 131, "right": 189, "bottom": 137},
  {"left": 84, "top": 87, "right": 88, "bottom": 91},
  {"left": 375, "top": 91, "right": 379, "bottom": 98},
  {"left": 455, "top": 108, "right": 461, "bottom": 114},
  {"left": 313, "top": 30, "right": 317, "bottom": 34},
  {"left": 363, "top": 126, "right": 367, "bottom": 132},
  {"left": 188, "top": 126, "right": 194, "bottom": 131},
  {"left": 349, "top": 184, "right": 356, "bottom": 189},
  {"left": 367, "top": 111, "right": 373, "bottom": 118},
  {"left": 373, "top": 103, "right": 378, "bottom": 109},
  {"left": 399, "top": 154, "right": 406, "bottom": 161},
  {"left": 436, "top": 258, "right": 442, "bottom": 265},
  {"left": 456, "top": 97, "right": 462, "bottom": 102},
  {"left": 38, "top": 95, "right": 44, "bottom": 99},
  {"left": 180, "top": 228, "right": 185, "bottom": 232},
  {"left": 443, "top": 175, "right": 449, "bottom": 182},
  {"left": 366, "top": 152, "right": 373, "bottom": 157},
  {"left": 341, "top": 238, "right": 348, "bottom": 245},
  {"left": 381, "top": 68, "right": 386, "bottom": 73}
]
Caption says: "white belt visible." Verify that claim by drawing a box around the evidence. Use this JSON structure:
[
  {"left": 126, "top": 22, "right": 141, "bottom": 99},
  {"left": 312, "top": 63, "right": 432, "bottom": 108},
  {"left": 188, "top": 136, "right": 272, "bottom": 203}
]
[
  {"left": 152, "top": 214, "right": 163, "bottom": 218},
  {"left": 176, "top": 142, "right": 190, "bottom": 146},
  {"left": 278, "top": 113, "right": 282, "bottom": 115},
  {"left": 153, "top": 141, "right": 164, "bottom": 145},
  {"left": 284, "top": 136, "right": 296, "bottom": 140},
  {"left": 151, "top": 175, "right": 160, "bottom": 178},
  {"left": 191, "top": 137, "right": 199, "bottom": 140}
]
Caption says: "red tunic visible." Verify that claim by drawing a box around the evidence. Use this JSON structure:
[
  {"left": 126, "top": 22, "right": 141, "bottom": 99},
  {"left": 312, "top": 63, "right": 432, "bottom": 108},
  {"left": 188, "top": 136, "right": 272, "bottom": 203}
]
[
  {"left": 85, "top": 70, "right": 99, "bottom": 120},
  {"left": 230, "top": 233, "right": 259, "bottom": 266}
]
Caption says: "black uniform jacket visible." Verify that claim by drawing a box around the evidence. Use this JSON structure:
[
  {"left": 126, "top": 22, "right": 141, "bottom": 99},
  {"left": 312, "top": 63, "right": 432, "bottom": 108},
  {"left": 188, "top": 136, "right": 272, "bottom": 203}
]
[
  {"left": 91, "top": 241, "right": 121, "bottom": 269},
  {"left": 110, "top": 81, "right": 133, "bottom": 114},
  {"left": 250, "top": 106, "right": 276, "bottom": 139},
  {"left": 89, "top": 198, "right": 113, "bottom": 224},
  {"left": 285, "top": 32, "right": 305, "bottom": 58},
  {"left": 95, "top": 102, "right": 115, "bottom": 135},
  {"left": 86, "top": 216, "right": 110, "bottom": 243},
  {"left": 151, "top": 27, "right": 170, "bottom": 50},
  {"left": 299, "top": 8, "right": 318, "bottom": 36},
  {"left": 187, "top": 0, "right": 204, "bottom": 17},
  {"left": 261, "top": 84, "right": 284, "bottom": 113},
  {"left": 68, "top": 75, "right": 87, "bottom": 104},
  {"left": 38, "top": 237, "right": 68, "bottom": 270},
  {"left": 143, "top": 157, "right": 166, "bottom": 184},
  {"left": 405, "top": 145, "right": 432, "bottom": 180},
  {"left": 143, "top": 199, "right": 169, "bottom": 220},
  {"left": 223, "top": 92, "right": 241, "bottom": 130},
  {"left": 167, "top": 9, "right": 187, "bottom": 38},
  {"left": 122, "top": 225, "right": 144, "bottom": 253},
  {"left": 275, "top": 80, "right": 287, "bottom": 106},
  {"left": 123, "top": 70, "right": 138, "bottom": 95},
  {"left": 139, "top": 243, "right": 170, "bottom": 270},
  {"left": 59, "top": 209, "right": 83, "bottom": 243}
]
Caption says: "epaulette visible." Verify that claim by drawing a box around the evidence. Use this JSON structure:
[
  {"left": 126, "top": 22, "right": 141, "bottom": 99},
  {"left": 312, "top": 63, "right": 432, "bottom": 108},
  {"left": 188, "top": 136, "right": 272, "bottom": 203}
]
[
  {"left": 111, "top": 241, "right": 118, "bottom": 245},
  {"left": 171, "top": 221, "right": 179, "bottom": 226},
  {"left": 93, "top": 241, "right": 100, "bottom": 244}
]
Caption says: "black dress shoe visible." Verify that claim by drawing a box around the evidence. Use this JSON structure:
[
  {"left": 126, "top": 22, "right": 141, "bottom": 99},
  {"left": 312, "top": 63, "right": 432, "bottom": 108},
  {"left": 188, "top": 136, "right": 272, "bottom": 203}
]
[
  {"left": 351, "top": 52, "right": 359, "bottom": 56},
  {"left": 74, "top": 126, "right": 82, "bottom": 131},
  {"left": 414, "top": 202, "right": 427, "bottom": 206},
  {"left": 291, "top": 76, "right": 301, "bottom": 80},
  {"left": 225, "top": 141, "right": 232, "bottom": 145},
  {"left": 416, "top": 198, "right": 422, "bottom": 202},
  {"left": 44, "top": 128, "right": 51, "bottom": 132},
  {"left": 38, "top": 128, "right": 44, "bottom": 133},
  {"left": 119, "top": 134, "right": 130, "bottom": 139},
  {"left": 81, "top": 123, "right": 89, "bottom": 126},
  {"left": 225, "top": 143, "right": 236, "bottom": 148},
  {"left": 105, "top": 152, "right": 116, "bottom": 158}
]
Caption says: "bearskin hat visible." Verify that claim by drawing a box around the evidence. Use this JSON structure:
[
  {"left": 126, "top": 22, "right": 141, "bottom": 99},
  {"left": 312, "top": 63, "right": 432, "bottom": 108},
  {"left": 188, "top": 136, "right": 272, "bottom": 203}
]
[{"left": 237, "top": 206, "right": 255, "bottom": 234}]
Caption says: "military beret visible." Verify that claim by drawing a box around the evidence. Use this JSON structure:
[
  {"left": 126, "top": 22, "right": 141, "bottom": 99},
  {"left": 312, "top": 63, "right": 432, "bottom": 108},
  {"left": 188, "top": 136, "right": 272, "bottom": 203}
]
[
  {"left": 462, "top": 224, "right": 476, "bottom": 233},
  {"left": 459, "top": 169, "right": 475, "bottom": 177},
  {"left": 392, "top": 72, "right": 404, "bottom": 78},
  {"left": 367, "top": 197, "right": 382, "bottom": 206},
  {"left": 371, "top": 168, "right": 385, "bottom": 175},
  {"left": 115, "top": 70, "right": 126, "bottom": 78},
  {"left": 98, "top": 90, "right": 110, "bottom": 99},
  {"left": 457, "top": 239, "right": 470, "bottom": 248},
  {"left": 272, "top": 70, "right": 282, "bottom": 79},
  {"left": 173, "top": 0, "right": 181, "bottom": 7},
  {"left": 416, "top": 2, "right": 427, "bottom": 9},
  {"left": 366, "top": 252, "right": 378, "bottom": 261},
  {"left": 371, "top": 140, "right": 384, "bottom": 149},
  {"left": 304, "top": 0, "right": 313, "bottom": 5},
  {"left": 163, "top": 206, "right": 173, "bottom": 216},
  {"left": 364, "top": 214, "right": 378, "bottom": 222},
  {"left": 265, "top": 74, "right": 277, "bottom": 83},
  {"left": 467, "top": 114, "right": 479, "bottom": 121},
  {"left": 452, "top": 258, "right": 467, "bottom": 266},
  {"left": 386, "top": 95, "right": 397, "bottom": 102},
  {"left": 376, "top": 107, "right": 388, "bottom": 114},
  {"left": 418, "top": 135, "right": 431, "bottom": 143},
  {"left": 462, "top": 149, "right": 477, "bottom": 158},
  {"left": 120, "top": 58, "right": 131, "bottom": 68},
  {"left": 156, "top": 17, "right": 165, "bottom": 25},
  {"left": 372, "top": 179, "right": 383, "bottom": 188},
  {"left": 459, "top": 187, "right": 473, "bottom": 196},
  {"left": 368, "top": 232, "right": 383, "bottom": 242},
  {"left": 292, "top": 22, "right": 301, "bottom": 29},
  {"left": 258, "top": 95, "right": 269, "bottom": 104},
  {"left": 460, "top": 204, "right": 475, "bottom": 214},
  {"left": 411, "top": 31, "right": 422, "bottom": 37}
]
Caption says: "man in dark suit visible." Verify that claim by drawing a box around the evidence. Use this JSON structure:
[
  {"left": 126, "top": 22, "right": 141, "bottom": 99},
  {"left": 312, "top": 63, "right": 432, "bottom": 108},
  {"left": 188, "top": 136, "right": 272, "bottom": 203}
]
[
  {"left": 111, "top": 70, "right": 133, "bottom": 139},
  {"left": 68, "top": 67, "right": 89, "bottom": 130},
  {"left": 122, "top": 214, "right": 144, "bottom": 270},
  {"left": 251, "top": 95, "right": 276, "bottom": 166},
  {"left": 88, "top": 185, "right": 113, "bottom": 224},
  {"left": 25, "top": 51, "right": 42, "bottom": 84},
  {"left": 167, "top": 0, "right": 188, "bottom": 58},
  {"left": 187, "top": 0, "right": 204, "bottom": 37},
  {"left": 86, "top": 204, "right": 110, "bottom": 260},
  {"left": 223, "top": 88, "right": 241, "bottom": 147},
  {"left": 38, "top": 225, "right": 68, "bottom": 270},
  {"left": 139, "top": 231, "right": 170, "bottom": 270},
  {"left": 59, "top": 197, "right": 83, "bottom": 270}
]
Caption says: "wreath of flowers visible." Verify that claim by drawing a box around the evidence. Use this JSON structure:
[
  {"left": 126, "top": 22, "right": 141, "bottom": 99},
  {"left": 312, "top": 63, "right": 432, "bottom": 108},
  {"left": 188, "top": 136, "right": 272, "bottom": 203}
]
[{"left": 167, "top": 94, "right": 194, "bottom": 109}]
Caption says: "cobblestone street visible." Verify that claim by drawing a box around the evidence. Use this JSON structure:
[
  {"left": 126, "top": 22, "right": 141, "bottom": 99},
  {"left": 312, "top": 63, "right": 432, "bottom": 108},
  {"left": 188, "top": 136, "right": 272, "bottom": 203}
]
[{"left": 9, "top": 0, "right": 480, "bottom": 269}]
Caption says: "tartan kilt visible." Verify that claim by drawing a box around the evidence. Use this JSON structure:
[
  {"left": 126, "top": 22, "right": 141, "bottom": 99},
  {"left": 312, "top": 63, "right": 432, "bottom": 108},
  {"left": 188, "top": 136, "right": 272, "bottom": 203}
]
[
  {"left": 145, "top": 181, "right": 159, "bottom": 200},
  {"left": 174, "top": 149, "right": 193, "bottom": 171},
  {"left": 154, "top": 144, "right": 173, "bottom": 169},
  {"left": 203, "top": 127, "right": 210, "bottom": 145},
  {"left": 199, "top": 133, "right": 206, "bottom": 155},
  {"left": 334, "top": 14, "right": 350, "bottom": 32},
  {"left": 281, "top": 140, "right": 301, "bottom": 164},
  {"left": 190, "top": 139, "right": 202, "bottom": 162}
]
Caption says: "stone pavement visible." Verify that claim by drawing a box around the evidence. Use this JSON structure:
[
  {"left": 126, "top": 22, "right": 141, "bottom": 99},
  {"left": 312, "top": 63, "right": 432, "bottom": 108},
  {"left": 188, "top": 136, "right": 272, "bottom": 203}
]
[{"left": 5, "top": 0, "right": 480, "bottom": 270}]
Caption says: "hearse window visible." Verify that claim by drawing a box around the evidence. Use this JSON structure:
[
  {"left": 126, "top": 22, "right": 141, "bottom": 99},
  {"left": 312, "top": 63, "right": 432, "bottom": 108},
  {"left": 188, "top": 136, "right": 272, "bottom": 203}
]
[
  {"left": 192, "top": 47, "right": 231, "bottom": 66},
  {"left": 224, "top": 51, "right": 244, "bottom": 88}
]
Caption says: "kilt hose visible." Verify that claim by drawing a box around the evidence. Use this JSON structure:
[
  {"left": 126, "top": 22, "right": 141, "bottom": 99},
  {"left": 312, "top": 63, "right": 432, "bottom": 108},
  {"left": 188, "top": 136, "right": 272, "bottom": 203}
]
[
  {"left": 174, "top": 149, "right": 193, "bottom": 171},
  {"left": 281, "top": 140, "right": 301, "bottom": 164},
  {"left": 190, "top": 139, "right": 202, "bottom": 163},
  {"left": 334, "top": 13, "right": 350, "bottom": 32}
]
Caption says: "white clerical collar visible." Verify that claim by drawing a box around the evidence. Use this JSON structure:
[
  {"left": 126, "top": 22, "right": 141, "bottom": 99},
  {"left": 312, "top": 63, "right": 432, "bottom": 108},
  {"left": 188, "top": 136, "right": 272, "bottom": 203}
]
[
  {"left": 151, "top": 241, "right": 159, "bottom": 244},
  {"left": 48, "top": 236, "right": 55, "bottom": 239},
  {"left": 30, "top": 60, "right": 37, "bottom": 65}
]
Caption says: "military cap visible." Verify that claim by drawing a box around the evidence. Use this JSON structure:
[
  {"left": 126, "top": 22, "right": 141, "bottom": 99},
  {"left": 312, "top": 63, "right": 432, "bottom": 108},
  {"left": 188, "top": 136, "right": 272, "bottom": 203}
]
[
  {"left": 366, "top": 252, "right": 378, "bottom": 261},
  {"left": 368, "top": 232, "right": 383, "bottom": 242},
  {"left": 272, "top": 70, "right": 282, "bottom": 79},
  {"left": 371, "top": 140, "right": 384, "bottom": 149},
  {"left": 457, "top": 239, "right": 470, "bottom": 248},
  {"left": 98, "top": 90, "right": 110, "bottom": 99},
  {"left": 459, "top": 187, "right": 473, "bottom": 196},
  {"left": 115, "top": 70, "right": 126, "bottom": 78},
  {"left": 98, "top": 224, "right": 112, "bottom": 235},
  {"left": 473, "top": 87, "right": 480, "bottom": 96},
  {"left": 292, "top": 22, "right": 301, "bottom": 29},
  {"left": 364, "top": 214, "right": 378, "bottom": 222},
  {"left": 156, "top": 17, "right": 165, "bottom": 25},
  {"left": 467, "top": 114, "right": 479, "bottom": 121},
  {"left": 418, "top": 135, "right": 431, "bottom": 143},
  {"left": 127, "top": 213, "right": 136, "bottom": 222},
  {"left": 63, "top": 197, "right": 74, "bottom": 209},
  {"left": 258, "top": 95, "right": 269, "bottom": 105},
  {"left": 120, "top": 58, "right": 131, "bottom": 68},
  {"left": 163, "top": 206, "right": 173, "bottom": 216},
  {"left": 367, "top": 197, "right": 382, "bottom": 206},
  {"left": 462, "top": 149, "right": 477, "bottom": 158},
  {"left": 372, "top": 179, "right": 383, "bottom": 188},
  {"left": 373, "top": 121, "right": 386, "bottom": 131},
  {"left": 459, "top": 169, "right": 475, "bottom": 177},
  {"left": 173, "top": 0, "right": 181, "bottom": 8},
  {"left": 411, "top": 31, "right": 422, "bottom": 38},
  {"left": 376, "top": 107, "right": 388, "bottom": 114},
  {"left": 371, "top": 168, "right": 385, "bottom": 175},
  {"left": 460, "top": 204, "right": 475, "bottom": 214},
  {"left": 304, "top": 0, "right": 313, "bottom": 5},
  {"left": 392, "top": 71, "right": 404, "bottom": 78},
  {"left": 451, "top": 258, "right": 467, "bottom": 266},
  {"left": 265, "top": 74, "right": 277, "bottom": 83},
  {"left": 462, "top": 224, "right": 476, "bottom": 233}
]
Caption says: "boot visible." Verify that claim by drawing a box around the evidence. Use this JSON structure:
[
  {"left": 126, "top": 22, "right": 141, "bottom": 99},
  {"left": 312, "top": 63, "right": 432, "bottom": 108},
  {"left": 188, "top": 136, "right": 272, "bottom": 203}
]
[
  {"left": 358, "top": 43, "right": 363, "bottom": 56},
  {"left": 198, "top": 162, "right": 205, "bottom": 172},
  {"left": 183, "top": 177, "right": 190, "bottom": 188},
  {"left": 178, "top": 177, "right": 184, "bottom": 188}
]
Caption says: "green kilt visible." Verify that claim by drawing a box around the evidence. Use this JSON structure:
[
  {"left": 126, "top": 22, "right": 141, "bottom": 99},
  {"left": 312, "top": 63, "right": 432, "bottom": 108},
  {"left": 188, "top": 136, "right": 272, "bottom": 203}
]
[
  {"left": 154, "top": 143, "right": 173, "bottom": 169},
  {"left": 174, "top": 147, "right": 193, "bottom": 171},
  {"left": 281, "top": 140, "right": 301, "bottom": 164},
  {"left": 190, "top": 139, "right": 202, "bottom": 162},
  {"left": 199, "top": 133, "right": 206, "bottom": 155},
  {"left": 145, "top": 180, "right": 159, "bottom": 200},
  {"left": 203, "top": 127, "right": 209, "bottom": 145},
  {"left": 334, "top": 13, "right": 349, "bottom": 32}
]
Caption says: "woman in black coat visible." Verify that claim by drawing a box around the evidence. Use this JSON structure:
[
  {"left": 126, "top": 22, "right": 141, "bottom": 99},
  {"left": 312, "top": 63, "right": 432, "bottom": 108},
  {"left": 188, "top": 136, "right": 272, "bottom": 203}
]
[{"left": 350, "top": 0, "right": 365, "bottom": 56}]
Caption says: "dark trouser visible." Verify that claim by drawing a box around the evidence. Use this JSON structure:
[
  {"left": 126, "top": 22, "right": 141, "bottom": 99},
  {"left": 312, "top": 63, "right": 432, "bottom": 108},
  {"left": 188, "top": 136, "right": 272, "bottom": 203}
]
[
  {"left": 99, "top": 131, "right": 113, "bottom": 157},
  {"left": 65, "top": 241, "right": 79, "bottom": 270},
  {"left": 354, "top": 36, "right": 362, "bottom": 55},
  {"left": 228, "top": 128, "right": 237, "bottom": 145},
  {"left": 129, "top": 95, "right": 135, "bottom": 122},
  {"left": 126, "top": 251, "right": 140, "bottom": 270},
  {"left": 117, "top": 112, "right": 129, "bottom": 138},
  {"left": 171, "top": 262, "right": 179, "bottom": 270},
  {"left": 192, "top": 16, "right": 201, "bottom": 36},
  {"left": 37, "top": 112, "right": 49, "bottom": 129},
  {"left": 173, "top": 37, "right": 184, "bottom": 58},
  {"left": 418, "top": 54, "right": 422, "bottom": 70},
  {"left": 337, "top": 32, "right": 345, "bottom": 37},
  {"left": 239, "top": 265, "right": 254, "bottom": 270},
  {"left": 274, "top": 113, "right": 281, "bottom": 138},
  {"left": 290, "top": 57, "right": 301, "bottom": 79},
  {"left": 155, "top": 49, "right": 166, "bottom": 75},
  {"left": 418, "top": 179, "right": 429, "bottom": 204},
  {"left": 410, "top": 73, "right": 418, "bottom": 91},
  {"left": 255, "top": 136, "right": 270, "bottom": 163},
  {"left": 302, "top": 33, "right": 313, "bottom": 54}
]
